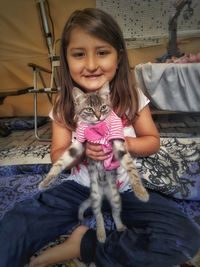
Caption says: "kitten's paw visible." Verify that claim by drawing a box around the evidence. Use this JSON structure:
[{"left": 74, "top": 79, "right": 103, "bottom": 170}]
[
  {"left": 97, "top": 234, "right": 106, "bottom": 243},
  {"left": 135, "top": 187, "right": 149, "bottom": 202},
  {"left": 38, "top": 179, "right": 51, "bottom": 190},
  {"left": 117, "top": 224, "right": 127, "bottom": 232},
  {"left": 38, "top": 175, "right": 55, "bottom": 190},
  {"left": 97, "top": 229, "right": 106, "bottom": 243},
  {"left": 38, "top": 181, "right": 48, "bottom": 190}
]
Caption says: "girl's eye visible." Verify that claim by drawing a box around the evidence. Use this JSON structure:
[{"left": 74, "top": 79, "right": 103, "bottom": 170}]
[
  {"left": 97, "top": 50, "right": 110, "bottom": 56},
  {"left": 72, "top": 52, "right": 85, "bottom": 58},
  {"left": 101, "top": 105, "right": 107, "bottom": 111}
]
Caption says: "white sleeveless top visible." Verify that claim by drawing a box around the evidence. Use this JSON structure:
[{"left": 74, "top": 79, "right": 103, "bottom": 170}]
[{"left": 50, "top": 90, "right": 149, "bottom": 193}]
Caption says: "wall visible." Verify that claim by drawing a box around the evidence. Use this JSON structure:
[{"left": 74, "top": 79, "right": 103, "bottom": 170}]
[{"left": 128, "top": 37, "right": 200, "bottom": 67}]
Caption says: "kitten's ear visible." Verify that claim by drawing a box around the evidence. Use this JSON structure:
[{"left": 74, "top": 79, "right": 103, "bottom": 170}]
[
  {"left": 72, "top": 87, "right": 85, "bottom": 105},
  {"left": 99, "top": 82, "right": 110, "bottom": 96}
]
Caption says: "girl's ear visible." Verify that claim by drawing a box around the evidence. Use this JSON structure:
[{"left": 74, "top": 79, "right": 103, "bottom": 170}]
[{"left": 72, "top": 87, "right": 85, "bottom": 105}]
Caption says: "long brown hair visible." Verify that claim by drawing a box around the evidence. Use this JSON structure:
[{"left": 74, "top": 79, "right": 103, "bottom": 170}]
[{"left": 53, "top": 8, "right": 138, "bottom": 130}]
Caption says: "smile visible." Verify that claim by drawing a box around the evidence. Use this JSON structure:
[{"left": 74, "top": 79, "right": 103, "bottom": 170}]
[{"left": 84, "top": 74, "right": 102, "bottom": 79}]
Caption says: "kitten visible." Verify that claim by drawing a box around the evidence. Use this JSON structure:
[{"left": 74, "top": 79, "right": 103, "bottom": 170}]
[{"left": 39, "top": 82, "right": 149, "bottom": 243}]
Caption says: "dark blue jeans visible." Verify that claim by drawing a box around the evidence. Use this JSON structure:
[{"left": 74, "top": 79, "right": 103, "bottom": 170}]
[{"left": 0, "top": 180, "right": 199, "bottom": 267}]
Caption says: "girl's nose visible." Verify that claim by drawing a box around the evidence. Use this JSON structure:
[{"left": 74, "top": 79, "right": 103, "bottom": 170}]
[{"left": 85, "top": 55, "right": 98, "bottom": 71}]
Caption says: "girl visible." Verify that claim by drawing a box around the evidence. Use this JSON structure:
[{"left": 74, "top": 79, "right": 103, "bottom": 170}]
[{"left": 0, "top": 8, "right": 199, "bottom": 267}]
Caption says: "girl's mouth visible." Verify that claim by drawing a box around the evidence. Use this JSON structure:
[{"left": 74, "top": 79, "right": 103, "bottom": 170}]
[{"left": 84, "top": 74, "right": 102, "bottom": 79}]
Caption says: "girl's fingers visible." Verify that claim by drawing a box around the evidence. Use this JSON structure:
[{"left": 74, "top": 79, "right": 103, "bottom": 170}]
[
  {"left": 88, "top": 154, "right": 109, "bottom": 161},
  {"left": 86, "top": 142, "right": 102, "bottom": 152},
  {"left": 86, "top": 147, "right": 107, "bottom": 160},
  {"left": 85, "top": 142, "right": 110, "bottom": 160}
]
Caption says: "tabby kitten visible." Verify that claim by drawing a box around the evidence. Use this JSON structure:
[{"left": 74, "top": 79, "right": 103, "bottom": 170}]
[{"left": 39, "top": 82, "right": 149, "bottom": 243}]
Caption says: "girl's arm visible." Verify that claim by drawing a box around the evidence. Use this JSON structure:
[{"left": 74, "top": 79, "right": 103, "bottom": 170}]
[
  {"left": 50, "top": 121, "right": 72, "bottom": 163},
  {"left": 125, "top": 105, "right": 160, "bottom": 157},
  {"left": 50, "top": 121, "right": 84, "bottom": 167}
]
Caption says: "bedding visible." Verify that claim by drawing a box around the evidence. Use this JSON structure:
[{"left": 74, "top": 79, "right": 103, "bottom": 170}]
[
  {"left": 135, "top": 63, "right": 200, "bottom": 112},
  {"left": 0, "top": 116, "right": 48, "bottom": 131}
]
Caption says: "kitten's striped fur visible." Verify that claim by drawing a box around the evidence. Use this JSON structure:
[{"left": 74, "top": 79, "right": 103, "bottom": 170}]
[{"left": 39, "top": 82, "right": 149, "bottom": 243}]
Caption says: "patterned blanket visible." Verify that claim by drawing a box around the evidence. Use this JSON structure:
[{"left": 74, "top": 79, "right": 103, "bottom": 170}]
[{"left": 139, "top": 137, "right": 200, "bottom": 200}]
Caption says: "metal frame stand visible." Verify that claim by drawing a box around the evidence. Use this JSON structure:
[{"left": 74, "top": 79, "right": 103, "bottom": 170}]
[
  {"left": 28, "top": 63, "right": 58, "bottom": 142},
  {"left": 28, "top": 1, "right": 60, "bottom": 141}
]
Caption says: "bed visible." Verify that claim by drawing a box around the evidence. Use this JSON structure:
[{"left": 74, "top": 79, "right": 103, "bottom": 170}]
[{"left": 134, "top": 63, "right": 200, "bottom": 112}]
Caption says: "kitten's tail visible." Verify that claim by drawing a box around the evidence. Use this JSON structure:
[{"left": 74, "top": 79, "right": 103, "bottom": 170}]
[
  {"left": 78, "top": 198, "right": 91, "bottom": 221},
  {"left": 119, "top": 152, "right": 149, "bottom": 202},
  {"left": 39, "top": 140, "right": 84, "bottom": 190}
]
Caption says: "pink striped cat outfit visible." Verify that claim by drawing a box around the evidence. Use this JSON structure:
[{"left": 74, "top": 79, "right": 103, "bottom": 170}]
[{"left": 75, "top": 110, "right": 124, "bottom": 170}]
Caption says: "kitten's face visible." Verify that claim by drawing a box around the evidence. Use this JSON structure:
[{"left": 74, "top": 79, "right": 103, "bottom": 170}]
[{"left": 73, "top": 83, "right": 111, "bottom": 124}]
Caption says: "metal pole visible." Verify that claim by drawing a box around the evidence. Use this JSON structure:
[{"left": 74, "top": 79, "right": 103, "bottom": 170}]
[{"left": 36, "top": 0, "right": 53, "bottom": 57}]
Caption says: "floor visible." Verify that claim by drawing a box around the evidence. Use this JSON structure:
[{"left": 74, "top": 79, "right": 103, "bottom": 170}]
[
  {"left": 153, "top": 112, "right": 200, "bottom": 137},
  {"left": 0, "top": 119, "right": 51, "bottom": 150}
]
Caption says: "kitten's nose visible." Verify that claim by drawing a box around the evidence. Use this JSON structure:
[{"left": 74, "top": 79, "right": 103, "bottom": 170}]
[{"left": 95, "top": 111, "right": 101, "bottom": 120}]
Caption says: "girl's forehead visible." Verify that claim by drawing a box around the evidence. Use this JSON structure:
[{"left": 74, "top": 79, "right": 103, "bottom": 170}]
[
  {"left": 69, "top": 27, "right": 99, "bottom": 40},
  {"left": 68, "top": 27, "right": 113, "bottom": 48}
]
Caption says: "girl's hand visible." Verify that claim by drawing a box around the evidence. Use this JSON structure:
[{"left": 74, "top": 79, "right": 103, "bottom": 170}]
[{"left": 85, "top": 142, "right": 109, "bottom": 161}]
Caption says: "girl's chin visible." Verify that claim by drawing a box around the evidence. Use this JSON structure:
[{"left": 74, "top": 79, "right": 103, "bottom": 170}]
[{"left": 81, "top": 81, "right": 106, "bottom": 92}]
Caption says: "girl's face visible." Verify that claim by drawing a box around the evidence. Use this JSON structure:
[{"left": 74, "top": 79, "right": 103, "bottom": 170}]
[{"left": 66, "top": 27, "right": 118, "bottom": 92}]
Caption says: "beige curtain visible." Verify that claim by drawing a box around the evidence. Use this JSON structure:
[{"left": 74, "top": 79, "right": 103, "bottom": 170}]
[{"left": 0, "top": 0, "right": 95, "bottom": 116}]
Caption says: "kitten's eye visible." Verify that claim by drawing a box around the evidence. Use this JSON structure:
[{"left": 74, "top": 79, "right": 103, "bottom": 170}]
[
  {"left": 101, "top": 105, "right": 107, "bottom": 111},
  {"left": 85, "top": 107, "right": 93, "bottom": 113}
]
